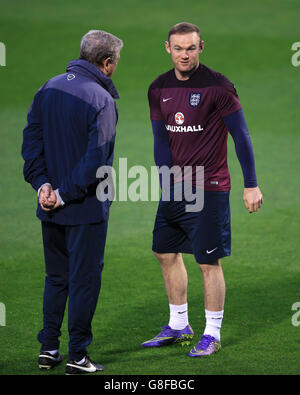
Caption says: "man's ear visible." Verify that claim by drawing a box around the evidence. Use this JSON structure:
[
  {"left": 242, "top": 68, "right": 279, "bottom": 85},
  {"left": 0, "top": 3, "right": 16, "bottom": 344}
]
[
  {"left": 199, "top": 40, "right": 205, "bottom": 53},
  {"left": 102, "top": 57, "right": 112, "bottom": 72},
  {"left": 165, "top": 40, "right": 171, "bottom": 54}
]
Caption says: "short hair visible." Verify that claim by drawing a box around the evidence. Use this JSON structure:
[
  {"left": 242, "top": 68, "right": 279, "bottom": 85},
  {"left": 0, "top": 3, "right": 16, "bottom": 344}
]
[
  {"left": 168, "top": 22, "right": 201, "bottom": 42},
  {"left": 79, "top": 30, "right": 123, "bottom": 66}
]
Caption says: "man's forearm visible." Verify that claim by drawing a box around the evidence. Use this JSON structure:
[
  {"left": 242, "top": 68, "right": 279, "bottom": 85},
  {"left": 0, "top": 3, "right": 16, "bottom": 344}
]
[
  {"left": 222, "top": 109, "right": 258, "bottom": 188},
  {"left": 152, "top": 120, "right": 172, "bottom": 168}
]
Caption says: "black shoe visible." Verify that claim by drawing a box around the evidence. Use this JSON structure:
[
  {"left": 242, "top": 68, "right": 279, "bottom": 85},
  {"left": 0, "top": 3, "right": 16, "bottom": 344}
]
[
  {"left": 65, "top": 356, "right": 105, "bottom": 375},
  {"left": 38, "top": 351, "right": 63, "bottom": 370}
]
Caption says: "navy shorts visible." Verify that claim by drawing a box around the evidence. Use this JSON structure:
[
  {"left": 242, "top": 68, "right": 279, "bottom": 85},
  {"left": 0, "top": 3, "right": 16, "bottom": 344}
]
[{"left": 152, "top": 188, "right": 231, "bottom": 264}]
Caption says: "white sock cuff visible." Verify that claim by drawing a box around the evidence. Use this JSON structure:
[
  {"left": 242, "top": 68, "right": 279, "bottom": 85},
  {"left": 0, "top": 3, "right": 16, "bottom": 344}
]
[
  {"left": 168, "top": 303, "right": 189, "bottom": 330},
  {"left": 205, "top": 309, "right": 224, "bottom": 319},
  {"left": 169, "top": 303, "right": 188, "bottom": 313},
  {"left": 76, "top": 356, "right": 86, "bottom": 365},
  {"left": 44, "top": 349, "right": 58, "bottom": 355}
]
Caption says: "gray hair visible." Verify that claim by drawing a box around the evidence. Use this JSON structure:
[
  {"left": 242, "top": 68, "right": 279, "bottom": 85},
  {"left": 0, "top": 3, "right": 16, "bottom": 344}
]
[{"left": 79, "top": 30, "right": 123, "bottom": 66}]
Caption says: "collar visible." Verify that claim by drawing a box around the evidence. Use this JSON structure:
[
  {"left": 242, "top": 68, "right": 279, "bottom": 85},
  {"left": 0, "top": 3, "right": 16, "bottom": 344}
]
[{"left": 66, "top": 59, "right": 119, "bottom": 99}]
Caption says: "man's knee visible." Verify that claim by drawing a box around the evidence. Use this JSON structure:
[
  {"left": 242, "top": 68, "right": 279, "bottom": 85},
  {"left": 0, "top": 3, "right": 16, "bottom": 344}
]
[
  {"left": 153, "top": 251, "right": 180, "bottom": 265},
  {"left": 198, "top": 259, "right": 221, "bottom": 273}
]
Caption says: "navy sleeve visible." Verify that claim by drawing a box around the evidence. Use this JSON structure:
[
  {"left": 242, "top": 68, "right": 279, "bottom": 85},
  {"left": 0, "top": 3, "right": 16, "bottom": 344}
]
[
  {"left": 152, "top": 120, "right": 172, "bottom": 168},
  {"left": 22, "top": 90, "right": 51, "bottom": 191},
  {"left": 222, "top": 109, "right": 258, "bottom": 188},
  {"left": 58, "top": 101, "right": 116, "bottom": 204}
]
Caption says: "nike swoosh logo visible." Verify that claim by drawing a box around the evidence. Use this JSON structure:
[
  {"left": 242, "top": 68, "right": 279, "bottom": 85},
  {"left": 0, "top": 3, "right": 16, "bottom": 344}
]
[
  {"left": 178, "top": 310, "right": 187, "bottom": 314},
  {"left": 143, "top": 337, "right": 173, "bottom": 343},
  {"left": 162, "top": 98, "right": 172, "bottom": 102},
  {"left": 206, "top": 247, "right": 218, "bottom": 254},
  {"left": 66, "top": 362, "right": 96, "bottom": 372},
  {"left": 189, "top": 349, "right": 205, "bottom": 356}
]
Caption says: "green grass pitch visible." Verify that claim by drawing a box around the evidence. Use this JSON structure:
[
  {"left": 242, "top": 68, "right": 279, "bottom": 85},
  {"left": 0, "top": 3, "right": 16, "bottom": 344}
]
[{"left": 0, "top": 0, "right": 300, "bottom": 375}]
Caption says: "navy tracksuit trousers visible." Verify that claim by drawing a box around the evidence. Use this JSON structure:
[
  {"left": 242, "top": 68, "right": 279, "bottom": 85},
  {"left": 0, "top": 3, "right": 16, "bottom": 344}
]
[{"left": 37, "top": 220, "right": 108, "bottom": 361}]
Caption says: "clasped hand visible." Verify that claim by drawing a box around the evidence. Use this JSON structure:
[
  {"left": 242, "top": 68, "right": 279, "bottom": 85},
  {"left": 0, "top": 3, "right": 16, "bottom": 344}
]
[{"left": 39, "top": 184, "right": 60, "bottom": 211}]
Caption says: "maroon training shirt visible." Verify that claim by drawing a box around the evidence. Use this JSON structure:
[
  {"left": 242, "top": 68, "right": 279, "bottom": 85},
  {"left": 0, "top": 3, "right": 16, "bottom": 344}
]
[{"left": 148, "top": 64, "right": 242, "bottom": 191}]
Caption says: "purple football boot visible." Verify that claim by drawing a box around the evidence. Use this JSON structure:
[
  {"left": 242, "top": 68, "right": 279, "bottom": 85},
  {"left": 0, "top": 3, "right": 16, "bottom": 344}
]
[
  {"left": 141, "top": 325, "right": 194, "bottom": 347},
  {"left": 188, "top": 334, "right": 221, "bottom": 357}
]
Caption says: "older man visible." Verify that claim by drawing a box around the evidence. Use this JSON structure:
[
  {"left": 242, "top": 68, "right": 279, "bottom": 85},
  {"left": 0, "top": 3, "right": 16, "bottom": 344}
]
[{"left": 22, "top": 30, "right": 123, "bottom": 374}]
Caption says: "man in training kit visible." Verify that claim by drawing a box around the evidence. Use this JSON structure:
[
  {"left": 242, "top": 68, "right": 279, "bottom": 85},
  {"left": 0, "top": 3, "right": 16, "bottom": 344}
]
[
  {"left": 142, "top": 22, "right": 263, "bottom": 357},
  {"left": 22, "top": 30, "right": 123, "bottom": 373}
]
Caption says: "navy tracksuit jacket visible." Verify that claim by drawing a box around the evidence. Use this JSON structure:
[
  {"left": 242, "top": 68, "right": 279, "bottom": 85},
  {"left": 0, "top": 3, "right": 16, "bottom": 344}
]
[{"left": 22, "top": 59, "right": 119, "bottom": 360}]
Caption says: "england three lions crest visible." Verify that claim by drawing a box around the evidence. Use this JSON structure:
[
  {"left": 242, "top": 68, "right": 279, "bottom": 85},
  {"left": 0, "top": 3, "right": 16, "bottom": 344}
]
[{"left": 189, "top": 92, "right": 201, "bottom": 107}]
